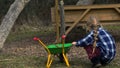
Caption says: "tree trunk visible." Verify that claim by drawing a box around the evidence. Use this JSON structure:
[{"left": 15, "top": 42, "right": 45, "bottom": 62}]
[
  {"left": 76, "top": 0, "right": 94, "bottom": 5},
  {"left": 59, "top": 0, "right": 65, "bottom": 36},
  {"left": 0, "top": 0, "right": 30, "bottom": 49}
]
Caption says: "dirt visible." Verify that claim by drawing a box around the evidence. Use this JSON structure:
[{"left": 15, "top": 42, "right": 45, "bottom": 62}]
[
  {"left": 1, "top": 32, "right": 120, "bottom": 60},
  {"left": 1, "top": 32, "right": 87, "bottom": 60}
]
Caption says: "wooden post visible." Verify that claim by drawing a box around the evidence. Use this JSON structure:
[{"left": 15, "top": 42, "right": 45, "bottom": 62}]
[{"left": 55, "top": 0, "right": 60, "bottom": 43}]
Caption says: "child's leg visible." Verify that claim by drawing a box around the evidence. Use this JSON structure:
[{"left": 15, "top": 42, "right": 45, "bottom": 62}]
[
  {"left": 84, "top": 45, "right": 101, "bottom": 59},
  {"left": 100, "top": 58, "right": 109, "bottom": 66},
  {"left": 91, "top": 56, "right": 101, "bottom": 65},
  {"left": 84, "top": 45, "right": 101, "bottom": 64}
]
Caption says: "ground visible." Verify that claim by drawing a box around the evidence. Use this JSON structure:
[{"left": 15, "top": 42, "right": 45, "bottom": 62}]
[{"left": 0, "top": 25, "right": 120, "bottom": 68}]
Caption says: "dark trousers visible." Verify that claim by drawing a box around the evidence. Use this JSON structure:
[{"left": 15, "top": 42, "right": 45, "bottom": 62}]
[
  {"left": 84, "top": 45, "right": 108, "bottom": 65},
  {"left": 91, "top": 56, "right": 109, "bottom": 66}
]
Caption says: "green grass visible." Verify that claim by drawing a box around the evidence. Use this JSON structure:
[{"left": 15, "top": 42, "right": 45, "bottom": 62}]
[
  {"left": 0, "top": 54, "right": 46, "bottom": 68},
  {"left": 3, "top": 25, "right": 120, "bottom": 68},
  {"left": 6, "top": 26, "right": 55, "bottom": 42},
  {"left": 104, "top": 25, "right": 120, "bottom": 29},
  {"left": 103, "top": 25, "right": 120, "bottom": 31},
  {"left": 6, "top": 25, "right": 120, "bottom": 42},
  {"left": 0, "top": 54, "right": 120, "bottom": 68},
  {"left": 6, "top": 31, "right": 43, "bottom": 42}
]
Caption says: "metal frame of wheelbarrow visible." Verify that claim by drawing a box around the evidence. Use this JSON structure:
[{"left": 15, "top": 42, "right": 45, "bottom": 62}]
[{"left": 33, "top": 35, "right": 71, "bottom": 68}]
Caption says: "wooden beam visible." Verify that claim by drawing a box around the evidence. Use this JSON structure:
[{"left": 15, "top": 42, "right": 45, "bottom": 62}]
[
  {"left": 65, "top": 22, "right": 120, "bottom": 26},
  {"left": 55, "top": 0, "right": 60, "bottom": 43},
  {"left": 65, "top": 9, "right": 90, "bottom": 35},
  {"left": 114, "top": 7, "right": 120, "bottom": 13},
  {"left": 64, "top": 4, "right": 120, "bottom": 10}
]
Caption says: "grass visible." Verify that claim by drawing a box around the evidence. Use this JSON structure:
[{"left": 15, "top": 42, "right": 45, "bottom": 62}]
[
  {"left": 0, "top": 54, "right": 120, "bottom": 68},
  {"left": 6, "top": 31, "right": 44, "bottom": 42},
  {"left": 0, "top": 54, "right": 46, "bottom": 68},
  {"left": 103, "top": 25, "right": 120, "bottom": 30},
  {"left": 2, "top": 25, "right": 120, "bottom": 68},
  {"left": 6, "top": 25, "right": 120, "bottom": 42},
  {"left": 6, "top": 26, "right": 55, "bottom": 42}
]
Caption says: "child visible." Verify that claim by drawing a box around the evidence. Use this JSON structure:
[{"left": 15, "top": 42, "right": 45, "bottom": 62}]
[{"left": 72, "top": 17, "right": 116, "bottom": 68}]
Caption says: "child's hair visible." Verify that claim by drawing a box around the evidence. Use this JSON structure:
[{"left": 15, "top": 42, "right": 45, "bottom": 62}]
[
  {"left": 86, "top": 16, "right": 102, "bottom": 32},
  {"left": 87, "top": 16, "right": 101, "bottom": 28}
]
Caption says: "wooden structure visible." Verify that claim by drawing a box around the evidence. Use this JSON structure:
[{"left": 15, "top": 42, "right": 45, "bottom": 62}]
[{"left": 51, "top": 4, "right": 120, "bottom": 36}]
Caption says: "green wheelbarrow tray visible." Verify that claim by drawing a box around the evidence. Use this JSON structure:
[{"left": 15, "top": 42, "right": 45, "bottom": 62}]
[{"left": 47, "top": 43, "right": 72, "bottom": 54}]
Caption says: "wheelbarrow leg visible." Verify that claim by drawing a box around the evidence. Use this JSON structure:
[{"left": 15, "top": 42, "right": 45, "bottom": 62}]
[
  {"left": 46, "top": 54, "right": 53, "bottom": 68},
  {"left": 61, "top": 35, "right": 70, "bottom": 67},
  {"left": 63, "top": 53, "right": 70, "bottom": 67}
]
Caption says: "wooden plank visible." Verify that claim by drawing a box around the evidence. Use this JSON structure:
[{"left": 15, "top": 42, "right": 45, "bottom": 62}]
[
  {"left": 64, "top": 9, "right": 120, "bottom": 23},
  {"left": 51, "top": 4, "right": 120, "bottom": 36},
  {"left": 65, "top": 9, "right": 90, "bottom": 35},
  {"left": 114, "top": 7, "right": 120, "bottom": 13},
  {"left": 64, "top": 4, "right": 120, "bottom": 10},
  {"left": 55, "top": 0, "right": 60, "bottom": 43},
  {"left": 51, "top": 8, "right": 120, "bottom": 23},
  {"left": 65, "top": 21, "right": 120, "bottom": 26}
]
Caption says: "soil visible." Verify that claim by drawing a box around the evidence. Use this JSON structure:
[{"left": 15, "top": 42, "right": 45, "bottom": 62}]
[
  {"left": 1, "top": 32, "right": 87, "bottom": 60},
  {"left": 1, "top": 31, "right": 120, "bottom": 60}
]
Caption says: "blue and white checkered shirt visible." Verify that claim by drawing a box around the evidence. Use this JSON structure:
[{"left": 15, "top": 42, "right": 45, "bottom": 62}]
[{"left": 76, "top": 27, "right": 116, "bottom": 63}]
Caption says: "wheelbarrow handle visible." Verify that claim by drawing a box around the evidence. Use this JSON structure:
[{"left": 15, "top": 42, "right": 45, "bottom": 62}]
[
  {"left": 62, "top": 35, "right": 66, "bottom": 39},
  {"left": 61, "top": 35, "right": 66, "bottom": 53},
  {"left": 33, "top": 37, "right": 39, "bottom": 41},
  {"left": 33, "top": 37, "right": 51, "bottom": 54}
]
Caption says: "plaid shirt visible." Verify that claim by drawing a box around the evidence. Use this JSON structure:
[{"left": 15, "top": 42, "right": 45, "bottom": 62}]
[{"left": 76, "top": 27, "right": 116, "bottom": 63}]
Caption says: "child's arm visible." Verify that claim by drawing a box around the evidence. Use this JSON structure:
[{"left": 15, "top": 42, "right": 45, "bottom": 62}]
[{"left": 73, "top": 31, "right": 94, "bottom": 47}]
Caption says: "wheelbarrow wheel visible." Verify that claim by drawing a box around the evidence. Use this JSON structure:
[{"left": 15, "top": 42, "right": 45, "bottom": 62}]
[{"left": 58, "top": 53, "right": 65, "bottom": 63}]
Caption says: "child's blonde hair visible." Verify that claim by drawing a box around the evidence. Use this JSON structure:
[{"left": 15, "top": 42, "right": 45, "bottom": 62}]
[{"left": 86, "top": 16, "right": 101, "bottom": 31}]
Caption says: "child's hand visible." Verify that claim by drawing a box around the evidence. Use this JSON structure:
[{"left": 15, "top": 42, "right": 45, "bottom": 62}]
[{"left": 72, "top": 42, "right": 77, "bottom": 46}]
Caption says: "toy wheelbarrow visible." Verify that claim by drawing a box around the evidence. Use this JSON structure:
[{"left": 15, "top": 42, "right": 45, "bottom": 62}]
[{"left": 33, "top": 35, "right": 72, "bottom": 68}]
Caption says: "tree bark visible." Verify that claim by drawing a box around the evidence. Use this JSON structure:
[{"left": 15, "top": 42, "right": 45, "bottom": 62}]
[
  {"left": 76, "top": 0, "right": 94, "bottom": 5},
  {"left": 59, "top": 0, "right": 65, "bottom": 36},
  {"left": 0, "top": 0, "right": 30, "bottom": 49}
]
